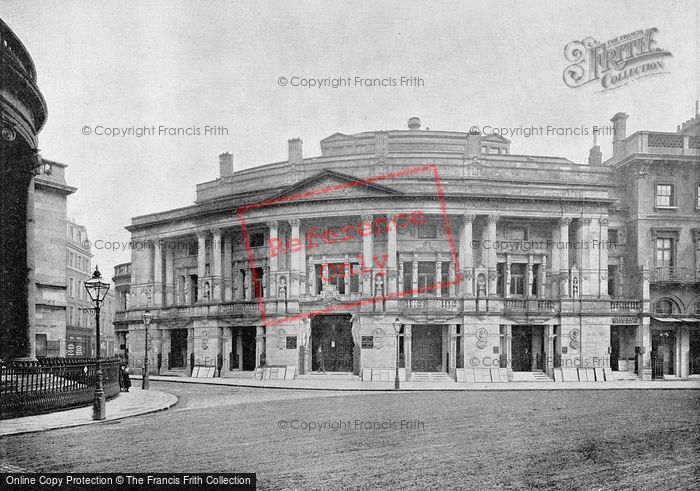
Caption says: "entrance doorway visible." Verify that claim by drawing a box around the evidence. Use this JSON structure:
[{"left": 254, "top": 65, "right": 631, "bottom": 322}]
[
  {"left": 511, "top": 325, "right": 544, "bottom": 371},
  {"left": 169, "top": 329, "right": 188, "bottom": 368},
  {"left": 651, "top": 330, "right": 676, "bottom": 378},
  {"left": 311, "top": 314, "right": 353, "bottom": 372},
  {"left": 610, "top": 325, "right": 636, "bottom": 371},
  {"left": 231, "top": 327, "right": 257, "bottom": 371},
  {"left": 411, "top": 325, "right": 444, "bottom": 372}
]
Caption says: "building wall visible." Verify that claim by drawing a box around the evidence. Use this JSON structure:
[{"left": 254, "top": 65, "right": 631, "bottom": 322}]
[{"left": 34, "top": 162, "right": 75, "bottom": 357}]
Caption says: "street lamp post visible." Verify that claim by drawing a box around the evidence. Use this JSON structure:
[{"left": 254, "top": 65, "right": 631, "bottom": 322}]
[
  {"left": 141, "top": 309, "right": 154, "bottom": 390},
  {"left": 393, "top": 317, "right": 401, "bottom": 390},
  {"left": 84, "top": 266, "right": 111, "bottom": 420}
]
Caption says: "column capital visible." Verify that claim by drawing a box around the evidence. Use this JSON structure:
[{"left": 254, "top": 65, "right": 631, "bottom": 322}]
[
  {"left": 558, "top": 217, "right": 572, "bottom": 226},
  {"left": 580, "top": 218, "right": 592, "bottom": 226},
  {"left": 210, "top": 228, "right": 221, "bottom": 237},
  {"left": 360, "top": 214, "right": 373, "bottom": 223},
  {"left": 195, "top": 230, "right": 208, "bottom": 239},
  {"left": 289, "top": 218, "right": 301, "bottom": 228},
  {"left": 599, "top": 218, "right": 609, "bottom": 226},
  {"left": 487, "top": 214, "right": 499, "bottom": 224},
  {"left": 266, "top": 220, "right": 278, "bottom": 230},
  {"left": 463, "top": 213, "right": 476, "bottom": 223}
]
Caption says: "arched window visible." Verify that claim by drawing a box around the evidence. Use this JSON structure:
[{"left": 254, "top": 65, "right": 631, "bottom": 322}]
[{"left": 654, "top": 299, "right": 676, "bottom": 314}]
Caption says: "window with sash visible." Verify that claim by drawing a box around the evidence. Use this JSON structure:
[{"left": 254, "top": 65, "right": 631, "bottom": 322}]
[
  {"left": 655, "top": 184, "right": 673, "bottom": 207},
  {"left": 655, "top": 238, "right": 674, "bottom": 268}
]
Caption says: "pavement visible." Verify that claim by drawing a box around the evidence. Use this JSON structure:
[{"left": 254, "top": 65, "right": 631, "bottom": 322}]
[
  {"left": 0, "top": 388, "right": 178, "bottom": 437},
  {"left": 131, "top": 373, "right": 700, "bottom": 391}
]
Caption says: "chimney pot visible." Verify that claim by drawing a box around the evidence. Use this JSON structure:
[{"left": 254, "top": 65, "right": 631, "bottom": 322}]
[
  {"left": 408, "top": 117, "right": 421, "bottom": 130},
  {"left": 219, "top": 152, "right": 233, "bottom": 178}
]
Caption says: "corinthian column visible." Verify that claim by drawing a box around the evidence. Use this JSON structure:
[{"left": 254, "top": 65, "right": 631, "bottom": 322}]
[
  {"left": 459, "top": 214, "right": 475, "bottom": 296},
  {"left": 487, "top": 214, "right": 498, "bottom": 296}
]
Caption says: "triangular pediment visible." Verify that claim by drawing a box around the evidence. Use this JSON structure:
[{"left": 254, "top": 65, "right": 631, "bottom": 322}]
[
  {"left": 320, "top": 132, "right": 353, "bottom": 142},
  {"left": 482, "top": 133, "right": 511, "bottom": 144},
  {"left": 268, "top": 170, "right": 402, "bottom": 202}
]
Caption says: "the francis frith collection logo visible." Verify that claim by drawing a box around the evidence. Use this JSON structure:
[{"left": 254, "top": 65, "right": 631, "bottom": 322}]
[{"left": 563, "top": 28, "right": 672, "bottom": 91}]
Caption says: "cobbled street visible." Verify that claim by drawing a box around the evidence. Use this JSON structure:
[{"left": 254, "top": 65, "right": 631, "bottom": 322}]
[{"left": 1, "top": 382, "right": 699, "bottom": 490}]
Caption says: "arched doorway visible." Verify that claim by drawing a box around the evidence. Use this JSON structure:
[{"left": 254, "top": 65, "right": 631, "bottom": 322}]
[{"left": 311, "top": 314, "right": 353, "bottom": 372}]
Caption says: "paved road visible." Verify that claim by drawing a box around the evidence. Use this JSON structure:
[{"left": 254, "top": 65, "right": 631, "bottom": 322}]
[{"left": 1, "top": 382, "right": 699, "bottom": 490}]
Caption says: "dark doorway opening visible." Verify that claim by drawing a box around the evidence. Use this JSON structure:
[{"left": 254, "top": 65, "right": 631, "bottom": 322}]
[
  {"left": 170, "top": 329, "right": 188, "bottom": 368},
  {"left": 411, "top": 325, "right": 444, "bottom": 372},
  {"left": 311, "top": 314, "right": 353, "bottom": 372}
]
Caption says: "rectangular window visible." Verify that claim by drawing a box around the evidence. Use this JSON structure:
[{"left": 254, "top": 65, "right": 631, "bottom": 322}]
[
  {"left": 317, "top": 263, "right": 348, "bottom": 294},
  {"left": 509, "top": 264, "right": 525, "bottom": 296},
  {"left": 402, "top": 262, "right": 413, "bottom": 294},
  {"left": 496, "top": 263, "right": 504, "bottom": 296},
  {"left": 417, "top": 223, "right": 437, "bottom": 239},
  {"left": 286, "top": 337, "right": 297, "bottom": 349},
  {"left": 608, "top": 229, "right": 619, "bottom": 244},
  {"left": 508, "top": 227, "right": 527, "bottom": 241},
  {"left": 656, "top": 238, "right": 673, "bottom": 268},
  {"left": 249, "top": 232, "right": 265, "bottom": 247},
  {"left": 417, "top": 262, "right": 436, "bottom": 295},
  {"left": 440, "top": 261, "right": 450, "bottom": 296},
  {"left": 655, "top": 184, "right": 673, "bottom": 207}
]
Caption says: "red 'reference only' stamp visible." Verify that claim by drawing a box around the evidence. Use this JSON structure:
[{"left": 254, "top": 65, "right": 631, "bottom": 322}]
[{"left": 237, "top": 164, "right": 460, "bottom": 327}]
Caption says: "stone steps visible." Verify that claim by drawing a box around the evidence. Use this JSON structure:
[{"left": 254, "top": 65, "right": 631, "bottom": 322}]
[
  {"left": 612, "top": 371, "right": 638, "bottom": 381},
  {"left": 511, "top": 371, "right": 553, "bottom": 382},
  {"left": 410, "top": 372, "right": 454, "bottom": 382}
]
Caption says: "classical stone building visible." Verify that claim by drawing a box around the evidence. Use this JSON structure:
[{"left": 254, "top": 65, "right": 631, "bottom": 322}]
[
  {"left": 1, "top": 19, "right": 49, "bottom": 360},
  {"left": 606, "top": 111, "right": 700, "bottom": 378},
  {"left": 33, "top": 161, "right": 76, "bottom": 357},
  {"left": 115, "top": 113, "right": 699, "bottom": 382}
]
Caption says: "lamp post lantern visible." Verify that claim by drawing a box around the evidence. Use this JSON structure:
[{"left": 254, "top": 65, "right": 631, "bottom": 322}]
[
  {"left": 84, "top": 266, "right": 110, "bottom": 420},
  {"left": 393, "top": 317, "right": 401, "bottom": 390},
  {"left": 141, "top": 309, "right": 154, "bottom": 390}
]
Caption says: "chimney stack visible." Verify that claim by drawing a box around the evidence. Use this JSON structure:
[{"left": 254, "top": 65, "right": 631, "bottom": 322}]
[
  {"left": 611, "top": 112, "right": 629, "bottom": 160},
  {"left": 588, "top": 145, "right": 602, "bottom": 166},
  {"left": 219, "top": 152, "right": 233, "bottom": 178},
  {"left": 465, "top": 128, "right": 481, "bottom": 159},
  {"left": 288, "top": 138, "right": 303, "bottom": 166}
]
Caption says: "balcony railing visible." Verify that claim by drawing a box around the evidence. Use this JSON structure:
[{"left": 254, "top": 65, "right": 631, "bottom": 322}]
[
  {"left": 624, "top": 132, "right": 700, "bottom": 157},
  {"left": 503, "top": 299, "right": 558, "bottom": 312},
  {"left": 651, "top": 267, "right": 699, "bottom": 283},
  {"left": 400, "top": 298, "right": 461, "bottom": 312},
  {"left": 609, "top": 300, "right": 642, "bottom": 312}
]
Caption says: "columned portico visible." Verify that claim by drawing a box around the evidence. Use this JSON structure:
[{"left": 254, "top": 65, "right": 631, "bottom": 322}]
[
  {"left": 558, "top": 218, "right": 571, "bottom": 297},
  {"left": 153, "top": 240, "right": 163, "bottom": 307},
  {"left": 486, "top": 214, "right": 498, "bottom": 296},
  {"left": 289, "top": 218, "right": 301, "bottom": 297},
  {"left": 460, "top": 214, "right": 475, "bottom": 296},
  {"left": 211, "top": 228, "right": 222, "bottom": 301},
  {"left": 196, "top": 231, "right": 207, "bottom": 302}
]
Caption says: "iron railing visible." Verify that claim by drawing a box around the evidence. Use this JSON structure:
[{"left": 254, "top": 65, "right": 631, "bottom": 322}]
[
  {"left": 0, "top": 357, "right": 120, "bottom": 419},
  {"left": 651, "top": 267, "right": 699, "bottom": 283}
]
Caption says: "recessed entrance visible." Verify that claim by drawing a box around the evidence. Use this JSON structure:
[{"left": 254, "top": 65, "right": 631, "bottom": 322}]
[
  {"left": 311, "top": 314, "right": 353, "bottom": 372},
  {"left": 511, "top": 325, "right": 545, "bottom": 371},
  {"left": 651, "top": 330, "right": 676, "bottom": 378},
  {"left": 169, "top": 329, "right": 188, "bottom": 368},
  {"left": 411, "top": 325, "right": 444, "bottom": 372},
  {"left": 231, "top": 327, "right": 257, "bottom": 371}
]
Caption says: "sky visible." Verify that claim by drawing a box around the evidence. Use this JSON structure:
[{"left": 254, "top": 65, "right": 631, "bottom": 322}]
[{"left": 2, "top": 0, "right": 698, "bottom": 277}]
